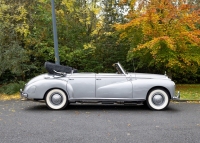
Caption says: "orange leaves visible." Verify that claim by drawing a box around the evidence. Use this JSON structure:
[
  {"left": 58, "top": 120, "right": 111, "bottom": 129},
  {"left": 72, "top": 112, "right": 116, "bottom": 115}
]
[
  {"left": 119, "top": 0, "right": 130, "bottom": 5},
  {"left": 116, "top": 0, "right": 200, "bottom": 73},
  {"left": 187, "top": 33, "right": 200, "bottom": 46},
  {"left": 115, "top": 16, "right": 143, "bottom": 31},
  {"left": 136, "top": 36, "right": 176, "bottom": 56}
]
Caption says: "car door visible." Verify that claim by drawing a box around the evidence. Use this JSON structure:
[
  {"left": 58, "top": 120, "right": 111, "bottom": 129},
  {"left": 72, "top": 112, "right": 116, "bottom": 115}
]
[
  {"left": 96, "top": 74, "right": 133, "bottom": 98},
  {"left": 67, "top": 73, "right": 95, "bottom": 98}
]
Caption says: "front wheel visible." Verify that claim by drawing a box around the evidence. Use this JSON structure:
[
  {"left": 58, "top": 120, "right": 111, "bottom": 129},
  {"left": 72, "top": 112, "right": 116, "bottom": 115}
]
[
  {"left": 146, "top": 89, "right": 170, "bottom": 110},
  {"left": 45, "top": 89, "right": 68, "bottom": 110}
]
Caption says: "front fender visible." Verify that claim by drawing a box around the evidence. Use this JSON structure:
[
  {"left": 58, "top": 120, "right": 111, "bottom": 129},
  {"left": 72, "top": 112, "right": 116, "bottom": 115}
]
[{"left": 132, "top": 79, "right": 175, "bottom": 99}]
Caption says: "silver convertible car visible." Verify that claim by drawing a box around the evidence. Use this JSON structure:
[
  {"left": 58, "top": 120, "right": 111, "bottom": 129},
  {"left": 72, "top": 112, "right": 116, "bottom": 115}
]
[{"left": 20, "top": 62, "right": 180, "bottom": 110}]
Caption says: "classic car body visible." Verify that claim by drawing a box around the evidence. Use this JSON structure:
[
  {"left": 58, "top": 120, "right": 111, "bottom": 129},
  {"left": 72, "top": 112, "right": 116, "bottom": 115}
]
[{"left": 21, "top": 62, "right": 180, "bottom": 110}]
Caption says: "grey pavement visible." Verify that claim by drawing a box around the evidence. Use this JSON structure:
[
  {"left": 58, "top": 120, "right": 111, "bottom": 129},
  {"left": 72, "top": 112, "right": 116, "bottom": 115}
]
[{"left": 0, "top": 100, "right": 199, "bottom": 143}]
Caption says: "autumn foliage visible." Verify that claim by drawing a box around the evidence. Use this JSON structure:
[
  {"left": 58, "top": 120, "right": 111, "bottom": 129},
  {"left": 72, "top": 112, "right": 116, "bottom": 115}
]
[
  {"left": 115, "top": 0, "right": 200, "bottom": 76},
  {"left": 0, "top": 0, "right": 200, "bottom": 84}
]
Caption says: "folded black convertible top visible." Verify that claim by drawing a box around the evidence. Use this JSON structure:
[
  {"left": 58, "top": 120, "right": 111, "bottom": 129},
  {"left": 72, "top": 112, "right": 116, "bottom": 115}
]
[{"left": 45, "top": 62, "right": 77, "bottom": 74}]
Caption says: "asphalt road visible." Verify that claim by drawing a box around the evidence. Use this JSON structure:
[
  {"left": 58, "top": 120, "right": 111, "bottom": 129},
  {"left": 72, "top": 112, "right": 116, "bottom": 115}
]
[{"left": 0, "top": 100, "right": 199, "bottom": 143}]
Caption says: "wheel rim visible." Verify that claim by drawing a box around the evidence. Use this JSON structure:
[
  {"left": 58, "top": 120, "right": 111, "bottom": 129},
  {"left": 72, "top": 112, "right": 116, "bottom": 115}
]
[
  {"left": 46, "top": 89, "right": 67, "bottom": 110},
  {"left": 152, "top": 94, "right": 164, "bottom": 106},
  {"left": 51, "top": 93, "right": 63, "bottom": 105},
  {"left": 147, "top": 89, "right": 169, "bottom": 110}
]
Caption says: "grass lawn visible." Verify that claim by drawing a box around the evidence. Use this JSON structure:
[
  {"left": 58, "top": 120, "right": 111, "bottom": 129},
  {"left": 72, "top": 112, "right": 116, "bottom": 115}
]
[
  {"left": 0, "top": 84, "right": 200, "bottom": 101},
  {"left": 0, "top": 93, "right": 20, "bottom": 101},
  {"left": 176, "top": 84, "right": 200, "bottom": 100}
]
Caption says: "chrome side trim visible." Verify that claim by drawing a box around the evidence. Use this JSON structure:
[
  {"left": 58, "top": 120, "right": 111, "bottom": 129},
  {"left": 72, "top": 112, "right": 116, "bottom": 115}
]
[{"left": 68, "top": 98, "right": 145, "bottom": 102}]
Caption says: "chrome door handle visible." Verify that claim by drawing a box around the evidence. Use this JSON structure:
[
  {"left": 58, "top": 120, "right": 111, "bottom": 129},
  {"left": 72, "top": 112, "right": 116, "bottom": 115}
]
[
  {"left": 69, "top": 79, "right": 74, "bottom": 80},
  {"left": 96, "top": 79, "right": 101, "bottom": 80}
]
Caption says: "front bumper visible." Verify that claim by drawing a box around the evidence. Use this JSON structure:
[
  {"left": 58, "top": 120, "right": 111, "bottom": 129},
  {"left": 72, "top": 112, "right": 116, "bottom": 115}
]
[
  {"left": 172, "top": 91, "right": 180, "bottom": 100},
  {"left": 20, "top": 89, "right": 28, "bottom": 98}
]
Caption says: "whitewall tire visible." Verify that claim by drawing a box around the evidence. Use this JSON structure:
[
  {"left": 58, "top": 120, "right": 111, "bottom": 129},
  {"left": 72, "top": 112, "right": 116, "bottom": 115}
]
[
  {"left": 45, "top": 89, "right": 68, "bottom": 110},
  {"left": 147, "top": 89, "right": 170, "bottom": 110}
]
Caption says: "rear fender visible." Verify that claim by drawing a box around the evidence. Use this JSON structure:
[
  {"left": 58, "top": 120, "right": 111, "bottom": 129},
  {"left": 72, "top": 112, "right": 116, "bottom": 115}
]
[{"left": 25, "top": 79, "right": 67, "bottom": 99}]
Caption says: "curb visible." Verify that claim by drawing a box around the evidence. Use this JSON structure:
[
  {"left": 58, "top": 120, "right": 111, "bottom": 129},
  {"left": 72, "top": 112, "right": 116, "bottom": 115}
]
[{"left": 172, "top": 100, "right": 200, "bottom": 103}]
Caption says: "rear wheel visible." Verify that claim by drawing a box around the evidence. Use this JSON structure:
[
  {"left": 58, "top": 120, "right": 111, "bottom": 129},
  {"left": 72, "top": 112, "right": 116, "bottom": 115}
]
[
  {"left": 45, "top": 89, "right": 68, "bottom": 110},
  {"left": 146, "top": 89, "right": 170, "bottom": 110}
]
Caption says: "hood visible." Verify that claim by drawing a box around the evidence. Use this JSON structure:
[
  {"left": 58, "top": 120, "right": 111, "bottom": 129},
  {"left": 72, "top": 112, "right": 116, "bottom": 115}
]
[{"left": 129, "top": 73, "right": 169, "bottom": 79}]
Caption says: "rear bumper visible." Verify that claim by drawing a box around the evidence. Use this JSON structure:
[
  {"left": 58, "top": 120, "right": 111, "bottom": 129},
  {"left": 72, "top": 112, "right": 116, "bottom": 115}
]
[
  {"left": 172, "top": 91, "right": 180, "bottom": 100},
  {"left": 20, "top": 89, "right": 28, "bottom": 98}
]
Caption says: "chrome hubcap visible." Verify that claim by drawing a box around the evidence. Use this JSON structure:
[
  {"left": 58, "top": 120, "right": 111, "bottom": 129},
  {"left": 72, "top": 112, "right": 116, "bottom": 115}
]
[
  {"left": 152, "top": 94, "right": 164, "bottom": 105},
  {"left": 51, "top": 93, "right": 62, "bottom": 105}
]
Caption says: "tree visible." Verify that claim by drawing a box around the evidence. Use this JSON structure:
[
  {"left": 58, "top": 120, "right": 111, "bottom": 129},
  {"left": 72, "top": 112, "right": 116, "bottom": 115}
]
[
  {"left": 0, "top": 0, "right": 31, "bottom": 80},
  {"left": 115, "top": 0, "right": 200, "bottom": 78}
]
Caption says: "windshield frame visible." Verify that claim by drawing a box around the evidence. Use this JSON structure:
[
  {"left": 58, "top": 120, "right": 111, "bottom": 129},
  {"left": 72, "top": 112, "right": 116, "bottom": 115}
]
[{"left": 114, "top": 62, "right": 127, "bottom": 75}]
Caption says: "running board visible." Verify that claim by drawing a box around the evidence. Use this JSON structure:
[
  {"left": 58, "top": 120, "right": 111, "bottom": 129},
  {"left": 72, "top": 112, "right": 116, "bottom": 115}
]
[{"left": 73, "top": 101, "right": 144, "bottom": 105}]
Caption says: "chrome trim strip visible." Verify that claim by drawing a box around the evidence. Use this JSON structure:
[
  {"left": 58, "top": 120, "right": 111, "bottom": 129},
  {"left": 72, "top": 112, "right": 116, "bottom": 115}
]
[
  {"left": 53, "top": 70, "right": 66, "bottom": 76},
  {"left": 69, "top": 98, "right": 145, "bottom": 102}
]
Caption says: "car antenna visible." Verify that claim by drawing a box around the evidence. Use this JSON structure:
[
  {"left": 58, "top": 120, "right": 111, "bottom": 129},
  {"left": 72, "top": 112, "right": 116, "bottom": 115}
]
[{"left": 133, "top": 58, "right": 136, "bottom": 73}]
